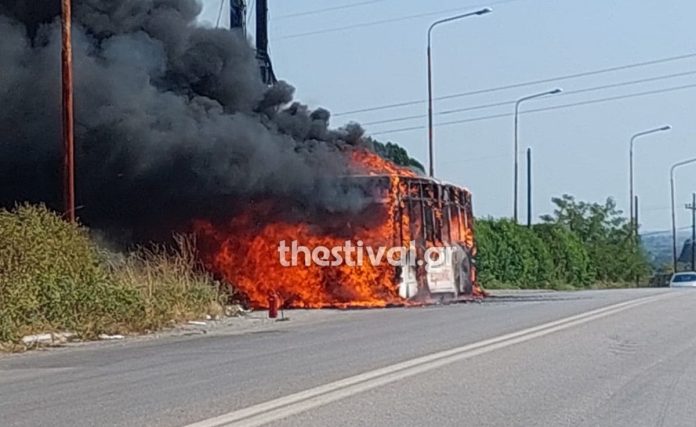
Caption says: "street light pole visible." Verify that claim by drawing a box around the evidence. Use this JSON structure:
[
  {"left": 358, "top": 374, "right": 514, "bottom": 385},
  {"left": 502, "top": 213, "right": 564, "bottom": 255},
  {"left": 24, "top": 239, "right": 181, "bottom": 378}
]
[
  {"left": 427, "top": 7, "right": 491, "bottom": 178},
  {"left": 670, "top": 158, "right": 696, "bottom": 272},
  {"left": 629, "top": 125, "right": 671, "bottom": 234},
  {"left": 527, "top": 147, "right": 532, "bottom": 228},
  {"left": 513, "top": 88, "right": 562, "bottom": 223},
  {"left": 61, "top": 0, "right": 76, "bottom": 224}
]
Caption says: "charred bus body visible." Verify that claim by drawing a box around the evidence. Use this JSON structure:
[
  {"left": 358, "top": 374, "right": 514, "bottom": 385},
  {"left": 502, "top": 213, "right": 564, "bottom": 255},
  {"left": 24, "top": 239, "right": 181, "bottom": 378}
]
[{"left": 343, "top": 174, "right": 481, "bottom": 302}]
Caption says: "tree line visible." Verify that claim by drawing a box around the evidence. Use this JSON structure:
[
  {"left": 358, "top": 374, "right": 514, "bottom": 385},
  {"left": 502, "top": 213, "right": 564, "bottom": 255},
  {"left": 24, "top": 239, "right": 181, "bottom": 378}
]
[{"left": 475, "top": 195, "right": 650, "bottom": 289}]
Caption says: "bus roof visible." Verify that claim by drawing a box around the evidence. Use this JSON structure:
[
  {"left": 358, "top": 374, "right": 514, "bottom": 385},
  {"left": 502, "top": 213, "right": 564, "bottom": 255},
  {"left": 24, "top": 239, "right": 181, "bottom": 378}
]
[{"left": 343, "top": 174, "right": 473, "bottom": 194}]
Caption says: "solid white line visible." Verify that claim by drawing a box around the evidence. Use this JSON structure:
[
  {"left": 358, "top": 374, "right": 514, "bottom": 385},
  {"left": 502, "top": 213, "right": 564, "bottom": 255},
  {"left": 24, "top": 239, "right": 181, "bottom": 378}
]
[{"left": 185, "top": 293, "right": 672, "bottom": 427}]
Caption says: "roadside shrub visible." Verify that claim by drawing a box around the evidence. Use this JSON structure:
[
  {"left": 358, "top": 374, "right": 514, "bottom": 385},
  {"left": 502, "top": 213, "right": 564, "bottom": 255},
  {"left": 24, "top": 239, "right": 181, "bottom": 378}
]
[
  {"left": 0, "top": 204, "right": 141, "bottom": 342},
  {"left": 534, "top": 223, "right": 595, "bottom": 287},
  {"left": 475, "top": 195, "right": 650, "bottom": 290},
  {"left": 475, "top": 218, "right": 554, "bottom": 288},
  {"left": 0, "top": 206, "right": 225, "bottom": 347},
  {"left": 542, "top": 195, "right": 650, "bottom": 285},
  {"left": 107, "top": 235, "right": 224, "bottom": 331}
]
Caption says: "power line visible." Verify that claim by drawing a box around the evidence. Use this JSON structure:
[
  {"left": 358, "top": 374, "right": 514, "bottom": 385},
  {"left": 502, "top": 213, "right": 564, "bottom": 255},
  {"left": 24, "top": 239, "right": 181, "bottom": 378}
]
[
  {"left": 274, "top": 0, "right": 524, "bottom": 40},
  {"left": 361, "top": 69, "right": 696, "bottom": 126},
  {"left": 275, "top": 0, "right": 389, "bottom": 20},
  {"left": 370, "top": 82, "right": 696, "bottom": 136},
  {"left": 336, "top": 52, "right": 696, "bottom": 117}
]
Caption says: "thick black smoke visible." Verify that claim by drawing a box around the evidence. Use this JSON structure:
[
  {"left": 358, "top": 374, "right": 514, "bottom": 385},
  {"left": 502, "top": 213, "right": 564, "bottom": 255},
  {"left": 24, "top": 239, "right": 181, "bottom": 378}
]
[{"left": 0, "top": 0, "right": 376, "bottom": 238}]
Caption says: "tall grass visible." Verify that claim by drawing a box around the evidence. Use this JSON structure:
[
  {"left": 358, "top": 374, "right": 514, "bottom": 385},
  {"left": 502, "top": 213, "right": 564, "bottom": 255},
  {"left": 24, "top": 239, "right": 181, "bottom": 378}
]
[
  {"left": 0, "top": 205, "right": 140, "bottom": 342},
  {"left": 107, "top": 235, "right": 224, "bottom": 331},
  {"left": 0, "top": 205, "right": 225, "bottom": 347}
]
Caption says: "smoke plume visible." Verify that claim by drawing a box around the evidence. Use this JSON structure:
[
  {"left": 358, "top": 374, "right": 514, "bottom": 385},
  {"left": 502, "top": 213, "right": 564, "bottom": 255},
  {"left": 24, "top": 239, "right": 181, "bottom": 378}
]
[{"left": 0, "top": 0, "right": 377, "bottom": 238}]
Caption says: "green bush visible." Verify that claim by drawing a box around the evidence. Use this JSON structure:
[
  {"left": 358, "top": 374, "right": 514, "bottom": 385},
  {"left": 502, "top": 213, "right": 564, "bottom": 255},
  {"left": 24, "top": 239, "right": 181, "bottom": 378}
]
[
  {"left": 534, "top": 223, "right": 595, "bottom": 287},
  {"left": 0, "top": 205, "right": 224, "bottom": 347},
  {"left": 0, "top": 204, "right": 141, "bottom": 342},
  {"left": 541, "top": 195, "right": 650, "bottom": 284},
  {"left": 475, "top": 218, "right": 554, "bottom": 288},
  {"left": 475, "top": 195, "right": 650, "bottom": 290}
]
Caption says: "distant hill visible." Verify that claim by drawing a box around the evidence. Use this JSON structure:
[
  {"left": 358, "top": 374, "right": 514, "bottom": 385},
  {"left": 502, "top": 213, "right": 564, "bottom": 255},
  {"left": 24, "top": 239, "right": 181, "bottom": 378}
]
[{"left": 641, "top": 230, "right": 693, "bottom": 271}]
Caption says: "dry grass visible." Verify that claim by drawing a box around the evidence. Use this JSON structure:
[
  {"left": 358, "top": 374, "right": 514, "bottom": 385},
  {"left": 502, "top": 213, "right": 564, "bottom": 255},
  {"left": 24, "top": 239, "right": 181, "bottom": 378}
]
[{"left": 107, "top": 235, "right": 225, "bottom": 331}]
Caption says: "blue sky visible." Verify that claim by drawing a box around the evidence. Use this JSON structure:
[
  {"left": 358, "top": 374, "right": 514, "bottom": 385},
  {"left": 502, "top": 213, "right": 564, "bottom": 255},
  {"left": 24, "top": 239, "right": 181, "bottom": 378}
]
[{"left": 199, "top": 0, "right": 696, "bottom": 232}]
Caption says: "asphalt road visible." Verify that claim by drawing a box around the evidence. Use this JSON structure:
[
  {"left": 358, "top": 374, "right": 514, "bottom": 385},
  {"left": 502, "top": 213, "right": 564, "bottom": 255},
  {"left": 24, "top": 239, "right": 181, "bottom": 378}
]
[{"left": 2, "top": 288, "right": 695, "bottom": 427}]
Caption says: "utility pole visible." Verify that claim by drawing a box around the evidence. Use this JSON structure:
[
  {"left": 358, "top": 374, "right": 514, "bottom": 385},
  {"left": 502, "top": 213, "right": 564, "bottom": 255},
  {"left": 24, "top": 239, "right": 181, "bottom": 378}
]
[
  {"left": 635, "top": 195, "right": 640, "bottom": 287},
  {"left": 526, "top": 147, "right": 532, "bottom": 228},
  {"left": 634, "top": 195, "right": 640, "bottom": 239},
  {"left": 687, "top": 193, "right": 696, "bottom": 271},
  {"left": 230, "top": 0, "right": 247, "bottom": 32},
  {"left": 61, "top": 0, "right": 75, "bottom": 224},
  {"left": 256, "top": 0, "right": 277, "bottom": 85}
]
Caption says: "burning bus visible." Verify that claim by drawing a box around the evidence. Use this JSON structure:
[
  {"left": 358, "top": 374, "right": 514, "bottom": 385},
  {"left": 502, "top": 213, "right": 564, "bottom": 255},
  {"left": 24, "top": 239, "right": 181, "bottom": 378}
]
[
  {"left": 341, "top": 173, "right": 480, "bottom": 302},
  {"left": 195, "top": 149, "right": 481, "bottom": 309}
]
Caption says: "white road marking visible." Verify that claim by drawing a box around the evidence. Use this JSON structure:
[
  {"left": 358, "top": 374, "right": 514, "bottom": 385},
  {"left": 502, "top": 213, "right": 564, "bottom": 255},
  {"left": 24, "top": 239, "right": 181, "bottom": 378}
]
[{"left": 185, "top": 293, "right": 672, "bottom": 427}]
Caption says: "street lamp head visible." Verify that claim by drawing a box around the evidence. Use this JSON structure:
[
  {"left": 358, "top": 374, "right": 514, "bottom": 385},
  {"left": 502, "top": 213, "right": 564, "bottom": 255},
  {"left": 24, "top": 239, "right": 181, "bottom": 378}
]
[
  {"left": 660, "top": 125, "right": 672, "bottom": 131},
  {"left": 476, "top": 8, "right": 493, "bottom": 15},
  {"left": 550, "top": 88, "right": 563, "bottom": 94}
]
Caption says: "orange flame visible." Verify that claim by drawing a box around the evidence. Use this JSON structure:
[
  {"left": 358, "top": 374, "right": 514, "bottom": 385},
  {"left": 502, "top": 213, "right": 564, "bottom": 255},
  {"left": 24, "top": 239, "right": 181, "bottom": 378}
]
[
  {"left": 349, "top": 150, "right": 418, "bottom": 177},
  {"left": 195, "top": 205, "right": 400, "bottom": 308},
  {"left": 194, "top": 148, "right": 483, "bottom": 308}
]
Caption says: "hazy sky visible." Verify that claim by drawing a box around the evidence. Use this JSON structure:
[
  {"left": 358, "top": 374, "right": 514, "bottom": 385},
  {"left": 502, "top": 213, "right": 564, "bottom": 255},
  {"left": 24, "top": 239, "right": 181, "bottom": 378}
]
[{"left": 199, "top": 0, "right": 696, "bottom": 232}]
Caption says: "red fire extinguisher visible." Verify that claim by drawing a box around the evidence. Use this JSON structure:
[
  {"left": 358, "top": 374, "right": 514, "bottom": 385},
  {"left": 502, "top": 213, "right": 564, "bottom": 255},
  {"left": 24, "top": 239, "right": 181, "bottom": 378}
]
[{"left": 268, "top": 291, "right": 278, "bottom": 319}]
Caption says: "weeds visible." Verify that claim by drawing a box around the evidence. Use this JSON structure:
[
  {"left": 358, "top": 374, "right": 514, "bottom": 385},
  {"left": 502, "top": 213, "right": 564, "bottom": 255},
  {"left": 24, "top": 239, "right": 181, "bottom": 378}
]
[
  {"left": 107, "top": 234, "right": 224, "bottom": 331},
  {"left": 0, "top": 205, "right": 225, "bottom": 348}
]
